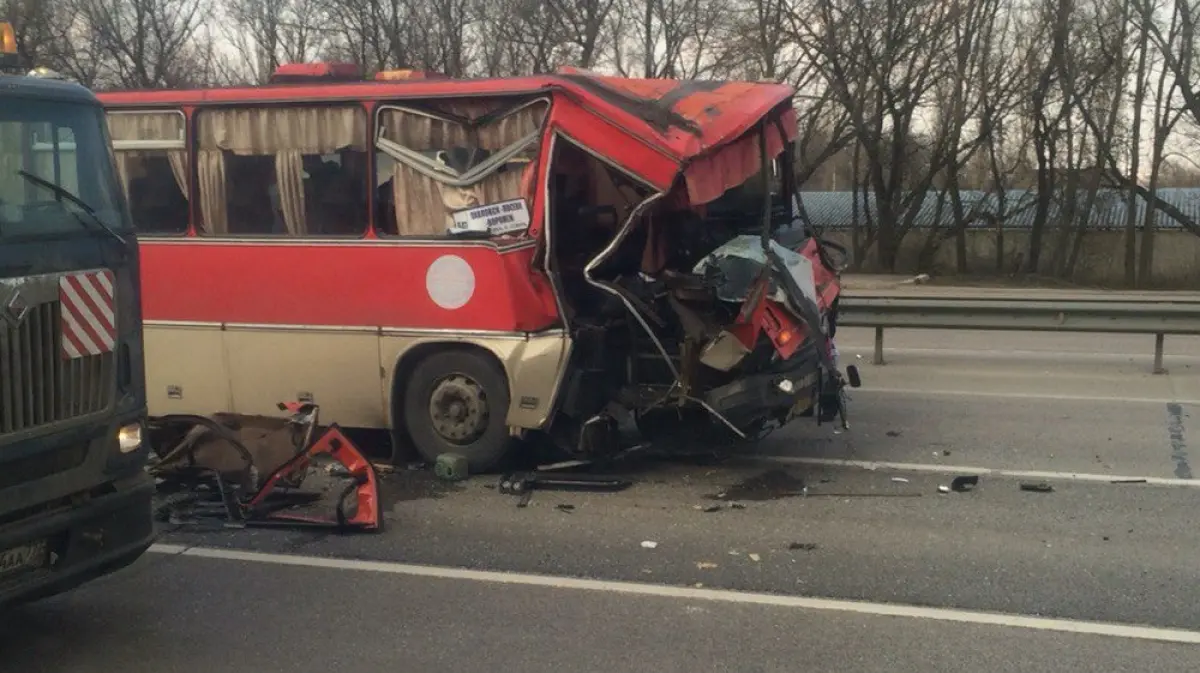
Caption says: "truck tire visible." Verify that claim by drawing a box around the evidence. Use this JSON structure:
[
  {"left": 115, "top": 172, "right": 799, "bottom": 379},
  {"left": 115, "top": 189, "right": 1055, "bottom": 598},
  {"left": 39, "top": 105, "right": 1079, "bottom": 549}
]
[{"left": 402, "top": 350, "right": 513, "bottom": 473}]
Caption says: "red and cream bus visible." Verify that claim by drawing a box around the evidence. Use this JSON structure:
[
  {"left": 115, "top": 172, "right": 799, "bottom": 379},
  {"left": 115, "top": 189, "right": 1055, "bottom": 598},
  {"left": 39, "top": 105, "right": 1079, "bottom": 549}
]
[{"left": 96, "top": 64, "right": 854, "bottom": 472}]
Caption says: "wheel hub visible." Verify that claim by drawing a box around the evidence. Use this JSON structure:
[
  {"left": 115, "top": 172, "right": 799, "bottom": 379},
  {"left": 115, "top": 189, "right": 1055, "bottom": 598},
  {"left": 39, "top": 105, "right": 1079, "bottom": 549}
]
[{"left": 429, "top": 374, "right": 489, "bottom": 444}]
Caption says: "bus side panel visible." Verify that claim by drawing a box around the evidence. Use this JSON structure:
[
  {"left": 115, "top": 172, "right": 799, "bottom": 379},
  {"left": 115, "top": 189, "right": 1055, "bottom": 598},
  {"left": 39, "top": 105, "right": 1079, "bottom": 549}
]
[
  {"left": 139, "top": 240, "right": 557, "bottom": 330},
  {"left": 139, "top": 240, "right": 562, "bottom": 427},
  {"left": 224, "top": 327, "right": 384, "bottom": 427},
  {"left": 142, "top": 323, "right": 231, "bottom": 418}
]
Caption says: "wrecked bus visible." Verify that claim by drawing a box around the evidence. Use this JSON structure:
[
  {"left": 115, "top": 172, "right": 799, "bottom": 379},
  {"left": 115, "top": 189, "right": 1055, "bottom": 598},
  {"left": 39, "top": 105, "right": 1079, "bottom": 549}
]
[
  {"left": 0, "top": 24, "right": 154, "bottom": 607},
  {"left": 96, "top": 63, "right": 854, "bottom": 472}
]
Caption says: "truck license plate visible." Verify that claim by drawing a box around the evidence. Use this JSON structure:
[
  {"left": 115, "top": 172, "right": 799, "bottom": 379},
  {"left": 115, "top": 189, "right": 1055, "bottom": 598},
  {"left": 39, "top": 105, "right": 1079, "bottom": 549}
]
[{"left": 0, "top": 539, "right": 48, "bottom": 580}]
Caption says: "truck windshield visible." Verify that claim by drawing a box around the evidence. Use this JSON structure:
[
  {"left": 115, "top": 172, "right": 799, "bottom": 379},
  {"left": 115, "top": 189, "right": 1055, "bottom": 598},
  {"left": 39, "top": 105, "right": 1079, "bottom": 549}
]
[{"left": 0, "top": 98, "right": 126, "bottom": 239}]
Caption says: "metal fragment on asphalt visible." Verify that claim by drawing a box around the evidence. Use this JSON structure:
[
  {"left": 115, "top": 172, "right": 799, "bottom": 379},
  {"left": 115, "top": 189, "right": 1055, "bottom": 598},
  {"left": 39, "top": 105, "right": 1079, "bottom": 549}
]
[
  {"left": 1020, "top": 482, "right": 1055, "bottom": 493},
  {"left": 950, "top": 475, "right": 979, "bottom": 492}
]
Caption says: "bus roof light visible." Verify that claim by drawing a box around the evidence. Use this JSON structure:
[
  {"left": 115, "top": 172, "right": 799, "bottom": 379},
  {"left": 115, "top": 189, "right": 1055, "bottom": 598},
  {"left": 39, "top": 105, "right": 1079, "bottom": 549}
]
[
  {"left": 374, "top": 69, "right": 446, "bottom": 81},
  {"left": 269, "top": 62, "right": 360, "bottom": 84}
]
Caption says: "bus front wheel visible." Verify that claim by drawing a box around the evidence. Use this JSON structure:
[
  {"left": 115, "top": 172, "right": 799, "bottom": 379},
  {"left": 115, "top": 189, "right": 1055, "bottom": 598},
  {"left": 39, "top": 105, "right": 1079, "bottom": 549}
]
[{"left": 402, "top": 350, "right": 512, "bottom": 473}]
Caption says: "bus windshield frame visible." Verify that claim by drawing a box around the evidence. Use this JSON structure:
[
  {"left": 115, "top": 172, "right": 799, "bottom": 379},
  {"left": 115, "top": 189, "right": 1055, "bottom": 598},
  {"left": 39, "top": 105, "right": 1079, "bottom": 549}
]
[{"left": 0, "top": 97, "right": 127, "bottom": 240}]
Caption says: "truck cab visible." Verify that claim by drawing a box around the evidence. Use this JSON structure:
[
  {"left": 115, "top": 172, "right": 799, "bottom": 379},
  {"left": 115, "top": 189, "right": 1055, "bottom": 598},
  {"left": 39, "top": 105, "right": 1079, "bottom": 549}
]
[{"left": 0, "top": 22, "right": 155, "bottom": 607}]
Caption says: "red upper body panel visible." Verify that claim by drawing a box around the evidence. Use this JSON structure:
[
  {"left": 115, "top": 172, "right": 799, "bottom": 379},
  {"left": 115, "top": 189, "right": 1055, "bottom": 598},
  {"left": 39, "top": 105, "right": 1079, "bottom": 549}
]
[{"left": 97, "top": 69, "right": 797, "bottom": 200}]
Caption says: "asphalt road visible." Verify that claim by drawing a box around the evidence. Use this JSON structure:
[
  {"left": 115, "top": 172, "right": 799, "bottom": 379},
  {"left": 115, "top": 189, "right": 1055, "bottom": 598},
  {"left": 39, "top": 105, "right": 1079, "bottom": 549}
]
[{"left": 2, "top": 328, "right": 1200, "bottom": 672}]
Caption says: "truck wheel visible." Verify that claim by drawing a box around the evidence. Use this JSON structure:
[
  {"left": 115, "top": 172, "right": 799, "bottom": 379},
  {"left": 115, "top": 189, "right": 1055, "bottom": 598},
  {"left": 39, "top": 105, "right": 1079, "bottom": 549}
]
[{"left": 402, "top": 350, "right": 512, "bottom": 473}]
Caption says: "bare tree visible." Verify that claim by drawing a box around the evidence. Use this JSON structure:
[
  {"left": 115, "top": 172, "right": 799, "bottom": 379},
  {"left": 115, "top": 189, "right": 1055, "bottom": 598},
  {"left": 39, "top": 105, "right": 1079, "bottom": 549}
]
[
  {"left": 551, "top": 0, "right": 619, "bottom": 69},
  {"left": 791, "top": 0, "right": 1024, "bottom": 271},
  {"left": 613, "top": 0, "right": 731, "bottom": 79},
  {"left": 222, "top": 0, "right": 328, "bottom": 83},
  {"left": 64, "top": 0, "right": 208, "bottom": 88}
]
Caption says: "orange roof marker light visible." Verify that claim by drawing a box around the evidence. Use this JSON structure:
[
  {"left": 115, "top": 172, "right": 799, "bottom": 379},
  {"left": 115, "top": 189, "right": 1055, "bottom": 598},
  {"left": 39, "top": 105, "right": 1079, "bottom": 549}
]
[
  {"left": 374, "top": 69, "right": 447, "bottom": 81},
  {"left": 269, "top": 62, "right": 360, "bottom": 84},
  {"left": 0, "top": 21, "right": 18, "bottom": 71}
]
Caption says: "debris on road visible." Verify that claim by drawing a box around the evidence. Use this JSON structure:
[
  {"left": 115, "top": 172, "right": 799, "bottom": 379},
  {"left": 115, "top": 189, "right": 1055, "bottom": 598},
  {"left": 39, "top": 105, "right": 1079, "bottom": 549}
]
[
  {"left": 937, "top": 485, "right": 951, "bottom": 494},
  {"left": 694, "top": 501, "right": 746, "bottom": 512},
  {"left": 555, "top": 504, "right": 576, "bottom": 513},
  {"left": 641, "top": 540, "right": 659, "bottom": 549},
  {"left": 1111, "top": 478, "right": 1148, "bottom": 484},
  {"left": 803, "top": 492, "right": 921, "bottom": 498},
  {"left": 748, "top": 553, "right": 762, "bottom": 562},
  {"left": 149, "top": 402, "right": 382, "bottom": 533},
  {"left": 788, "top": 542, "right": 819, "bottom": 551},
  {"left": 434, "top": 453, "right": 469, "bottom": 481},
  {"left": 711, "top": 469, "right": 809, "bottom": 502},
  {"left": 696, "top": 561, "right": 718, "bottom": 570},
  {"left": 886, "top": 430, "right": 901, "bottom": 437},
  {"left": 951, "top": 475, "right": 979, "bottom": 492},
  {"left": 371, "top": 462, "right": 398, "bottom": 475},
  {"left": 1020, "top": 482, "right": 1055, "bottom": 493},
  {"left": 537, "top": 459, "right": 593, "bottom": 471},
  {"left": 498, "top": 468, "right": 632, "bottom": 508},
  {"left": 890, "top": 477, "right": 910, "bottom": 483}
]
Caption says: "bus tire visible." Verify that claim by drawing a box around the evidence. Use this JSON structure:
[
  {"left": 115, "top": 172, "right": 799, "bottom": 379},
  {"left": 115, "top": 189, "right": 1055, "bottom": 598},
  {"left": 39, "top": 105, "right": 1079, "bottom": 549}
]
[{"left": 402, "top": 349, "right": 512, "bottom": 473}]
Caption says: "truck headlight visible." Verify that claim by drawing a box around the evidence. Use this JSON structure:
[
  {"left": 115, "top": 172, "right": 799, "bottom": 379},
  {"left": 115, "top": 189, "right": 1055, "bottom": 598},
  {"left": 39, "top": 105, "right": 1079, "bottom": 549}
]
[{"left": 117, "top": 423, "right": 143, "bottom": 453}]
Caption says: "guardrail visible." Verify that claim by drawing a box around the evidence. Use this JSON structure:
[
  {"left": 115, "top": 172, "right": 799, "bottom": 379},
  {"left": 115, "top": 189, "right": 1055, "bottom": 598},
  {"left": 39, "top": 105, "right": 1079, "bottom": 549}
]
[{"left": 836, "top": 296, "right": 1200, "bottom": 374}]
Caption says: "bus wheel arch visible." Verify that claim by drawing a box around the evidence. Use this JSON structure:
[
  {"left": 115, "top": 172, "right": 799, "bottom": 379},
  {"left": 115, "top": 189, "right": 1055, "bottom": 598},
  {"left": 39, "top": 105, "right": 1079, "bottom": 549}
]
[{"left": 389, "top": 343, "right": 514, "bottom": 473}]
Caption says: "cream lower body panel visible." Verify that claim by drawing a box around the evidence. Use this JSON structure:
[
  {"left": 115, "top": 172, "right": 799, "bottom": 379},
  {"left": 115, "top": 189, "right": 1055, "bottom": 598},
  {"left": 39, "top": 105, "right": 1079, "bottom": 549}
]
[{"left": 144, "top": 322, "right": 572, "bottom": 431}]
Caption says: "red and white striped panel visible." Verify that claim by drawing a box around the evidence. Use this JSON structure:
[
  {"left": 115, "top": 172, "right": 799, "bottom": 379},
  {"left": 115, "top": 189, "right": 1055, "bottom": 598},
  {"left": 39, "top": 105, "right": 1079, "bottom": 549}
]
[{"left": 59, "top": 270, "right": 117, "bottom": 359}]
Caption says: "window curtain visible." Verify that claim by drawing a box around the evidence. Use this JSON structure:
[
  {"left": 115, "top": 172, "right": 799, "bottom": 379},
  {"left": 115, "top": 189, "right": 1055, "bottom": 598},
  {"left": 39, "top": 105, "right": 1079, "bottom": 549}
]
[
  {"left": 106, "top": 113, "right": 189, "bottom": 201},
  {"left": 377, "top": 101, "right": 546, "bottom": 236},
  {"left": 197, "top": 106, "right": 366, "bottom": 235}
]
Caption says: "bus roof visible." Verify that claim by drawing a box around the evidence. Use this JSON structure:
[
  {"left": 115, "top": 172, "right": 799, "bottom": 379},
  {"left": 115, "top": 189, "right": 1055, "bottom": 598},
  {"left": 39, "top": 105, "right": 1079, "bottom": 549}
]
[{"left": 97, "top": 67, "right": 798, "bottom": 203}]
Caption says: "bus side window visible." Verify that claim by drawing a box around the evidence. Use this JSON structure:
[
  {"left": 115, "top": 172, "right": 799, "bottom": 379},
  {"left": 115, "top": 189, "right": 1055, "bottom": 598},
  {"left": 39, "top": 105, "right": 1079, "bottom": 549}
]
[
  {"left": 107, "top": 110, "right": 189, "bottom": 235},
  {"left": 374, "top": 99, "right": 547, "bottom": 238},
  {"left": 194, "top": 105, "right": 369, "bottom": 238}
]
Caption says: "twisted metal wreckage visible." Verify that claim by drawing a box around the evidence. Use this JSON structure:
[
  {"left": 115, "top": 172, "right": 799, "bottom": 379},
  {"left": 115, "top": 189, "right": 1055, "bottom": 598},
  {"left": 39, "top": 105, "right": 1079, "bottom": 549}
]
[{"left": 149, "top": 403, "right": 383, "bottom": 532}]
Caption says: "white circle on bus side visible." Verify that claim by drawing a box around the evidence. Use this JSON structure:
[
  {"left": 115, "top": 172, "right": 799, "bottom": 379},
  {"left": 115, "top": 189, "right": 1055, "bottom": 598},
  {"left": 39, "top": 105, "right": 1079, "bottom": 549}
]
[{"left": 425, "top": 255, "right": 476, "bottom": 310}]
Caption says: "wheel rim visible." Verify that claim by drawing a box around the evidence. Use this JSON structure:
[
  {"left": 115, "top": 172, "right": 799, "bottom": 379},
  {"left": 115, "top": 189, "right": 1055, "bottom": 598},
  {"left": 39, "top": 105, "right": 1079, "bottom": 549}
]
[{"left": 428, "top": 373, "right": 490, "bottom": 445}]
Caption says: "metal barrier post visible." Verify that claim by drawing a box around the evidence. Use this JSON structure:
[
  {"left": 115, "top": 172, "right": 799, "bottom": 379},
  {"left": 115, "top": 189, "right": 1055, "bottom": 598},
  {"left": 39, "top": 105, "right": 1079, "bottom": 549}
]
[
  {"left": 1154, "top": 333, "right": 1166, "bottom": 374},
  {"left": 874, "top": 326, "right": 885, "bottom": 365}
]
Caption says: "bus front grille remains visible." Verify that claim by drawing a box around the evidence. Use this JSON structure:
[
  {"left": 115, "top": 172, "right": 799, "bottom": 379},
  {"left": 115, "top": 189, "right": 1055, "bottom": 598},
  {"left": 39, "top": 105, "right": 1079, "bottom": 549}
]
[{"left": 0, "top": 300, "right": 114, "bottom": 436}]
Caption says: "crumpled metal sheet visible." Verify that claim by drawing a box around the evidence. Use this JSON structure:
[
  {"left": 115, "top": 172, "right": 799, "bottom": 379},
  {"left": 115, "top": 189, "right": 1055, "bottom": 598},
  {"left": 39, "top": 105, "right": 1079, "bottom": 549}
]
[{"left": 692, "top": 235, "right": 821, "bottom": 313}]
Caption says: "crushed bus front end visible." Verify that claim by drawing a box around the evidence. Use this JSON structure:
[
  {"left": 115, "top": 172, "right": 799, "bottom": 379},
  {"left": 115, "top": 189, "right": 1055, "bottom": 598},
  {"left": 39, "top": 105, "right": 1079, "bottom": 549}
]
[{"left": 540, "top": 74, "right": 856, "bottom": 456}]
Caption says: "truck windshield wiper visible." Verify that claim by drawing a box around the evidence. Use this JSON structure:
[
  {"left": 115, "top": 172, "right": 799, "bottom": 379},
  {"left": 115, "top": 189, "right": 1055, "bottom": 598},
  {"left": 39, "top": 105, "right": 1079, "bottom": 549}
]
[{"left": 17, "top": 170, "right": 128, "bottom": 247}]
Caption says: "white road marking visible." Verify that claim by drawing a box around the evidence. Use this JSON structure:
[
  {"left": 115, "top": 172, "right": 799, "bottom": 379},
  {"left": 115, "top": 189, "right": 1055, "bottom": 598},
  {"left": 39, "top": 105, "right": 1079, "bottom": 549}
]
[
  {"left": 835, "top": 346, "right": 1200, "bottom": 361},
  {"left": 757, "top": 456, "right": 1199, "bottom": 487},
  {"left": 855, "top": 387, "right": 1200, "bottom": 405},
  {"left": 146, "top": 544, "right": 1200, "bottom": 645}
]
